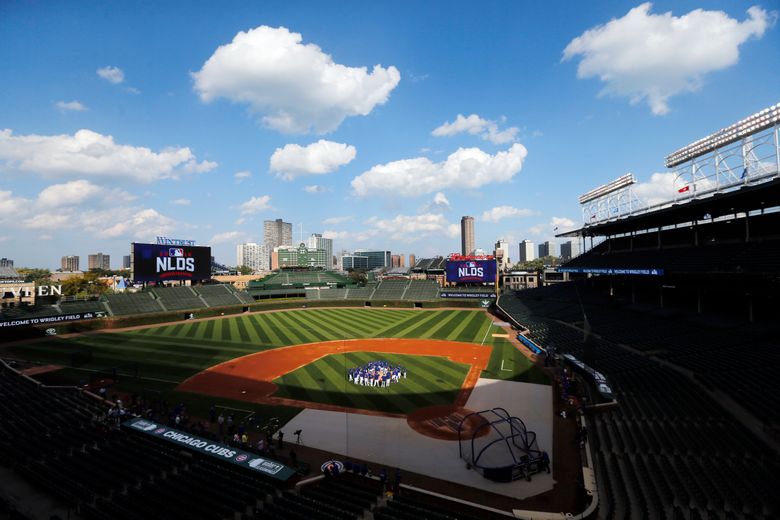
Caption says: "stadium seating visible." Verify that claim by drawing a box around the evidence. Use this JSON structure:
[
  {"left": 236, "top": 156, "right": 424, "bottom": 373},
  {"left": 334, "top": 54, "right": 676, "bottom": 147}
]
[
  {"left": 195, "top": 284, "right": 246, "bottom": 307},
  {"left": 103, "top": 293, "right": 165, "bottom": 316},
  {"left": 498, "top": 284, "right": 780, "bottom": 519},
  {"left": 58, "top": 300, "right": 109, "bottom": 315},
  {"left": 0, "top": 305, "right": 62, "bottom": 320},
  {"left": 151, "top": 286, "right": 208, "bottom": 311},
  {"left": 372, "top": 280, "right": 408, "bottom": 300},
  {"left": 403, "top": 280, "right": 439, "bottom": 300},
  {"left": 345, "top": 286, "right": 375, "bottom": 299}
]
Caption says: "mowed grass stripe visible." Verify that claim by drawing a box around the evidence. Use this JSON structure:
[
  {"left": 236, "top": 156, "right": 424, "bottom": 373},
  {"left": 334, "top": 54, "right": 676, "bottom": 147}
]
[
  {"left": 275, "top": 369, "right": 317, "bottom": 402},
  {"left": 394, "top": 311, "right": 444, "bottom": 338},
  {"left": 271, "top": 312, "right": 314, "bottom": 344},
  {"left": 288, "top": 311, "right": 349, "bottom": 341},
  {"left": 443, "top": 311, "right": 483, "bottom": 342},
  {"left": 339, "top": 308, "right": 403, "bottom": 330},
  {"left": 420, "top": 310, "right": 466, "bottom": 338},
  {"left": 319, "top": 309, "right": 378, "bottom": 335},
  {"left": 184, "top": 321, "right": 202, "bottom": 339},
  {"left": 246, "top": 315, "right": 272, "bottom": 345},
  {"left": 318, "top": 355, "right": 387, "bottom": 410},
  {"left": 202, "top": 319, "right": 215, "bottom": 341},
  {"left": 262, "top": 312, "right": 297, "bottom": 345},
  {"left": 251, "top": 314, "right": 285, "bottom": 346},
  {"left": 278, "top": 312, "right": 332, "bottom": 343},
  {"left": 374, "top": 312, "right": 433, "bottom": 337},
  {"left": 295, "top": 311, "right": 356, "bottom": 340},
  {"left": 310, "top": 310, "right": 369, "bottom": 336},
  {"left": 431, "top": 310, "right": 471, "bottom": 339},
  {"left": 234, "top": 317, "right": 252, "bottom": 343},
  {"left": 237, "top": 316, "right": 263, "bottom": 344},
  {"left": 405, "top": 354, "right": 468, "bottom": 387}
]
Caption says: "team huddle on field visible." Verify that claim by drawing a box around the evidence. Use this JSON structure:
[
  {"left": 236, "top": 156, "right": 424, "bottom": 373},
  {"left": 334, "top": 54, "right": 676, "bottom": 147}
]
[{"left": 348, "top": 360, "right": 407, "bottom": 388}]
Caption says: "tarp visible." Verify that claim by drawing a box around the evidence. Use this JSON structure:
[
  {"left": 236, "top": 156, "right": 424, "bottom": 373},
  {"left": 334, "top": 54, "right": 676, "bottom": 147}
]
[{"left": 123, "top": 417, "right": 296, "bottom": 482}]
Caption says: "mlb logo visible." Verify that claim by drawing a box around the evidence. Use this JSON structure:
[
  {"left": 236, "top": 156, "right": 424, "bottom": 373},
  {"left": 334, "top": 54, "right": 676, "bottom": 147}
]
[
  {"left": 467, "top": 261, "right": 476, "bottom": 268},
  {"left": 169, "top": 248, "right": 184, "bottom": 257}
]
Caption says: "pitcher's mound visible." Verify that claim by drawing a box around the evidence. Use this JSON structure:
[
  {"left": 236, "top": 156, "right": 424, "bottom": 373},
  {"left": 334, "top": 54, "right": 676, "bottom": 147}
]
[{"left": 407, "top": 405, "right": 490, "bottom": 441}]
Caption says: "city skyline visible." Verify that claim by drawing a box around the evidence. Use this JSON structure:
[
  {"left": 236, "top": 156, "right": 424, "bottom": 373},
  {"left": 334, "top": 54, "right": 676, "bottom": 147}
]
[{"left": 1, "top": 2, "right": 777, "bottom": 269}]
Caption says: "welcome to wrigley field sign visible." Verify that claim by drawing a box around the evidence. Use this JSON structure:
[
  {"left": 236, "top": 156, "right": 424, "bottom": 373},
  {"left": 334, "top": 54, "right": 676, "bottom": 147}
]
[{"left": 123, "top": 417, "right": 296, "bottom": 482}]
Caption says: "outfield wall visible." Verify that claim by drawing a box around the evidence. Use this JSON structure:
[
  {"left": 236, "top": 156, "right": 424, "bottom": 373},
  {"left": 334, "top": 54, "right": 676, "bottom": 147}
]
[{"left": 1, "top": 298, "right": 484, "bottom": 341}]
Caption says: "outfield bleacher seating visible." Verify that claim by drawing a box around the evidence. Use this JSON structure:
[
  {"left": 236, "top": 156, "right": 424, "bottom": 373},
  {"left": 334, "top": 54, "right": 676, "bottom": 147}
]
[
  {"left": 104, "top": 293, "right": 165, "bottom": 316},
  {"left": 152, "top": 286, "right": 207, "bottom": 311},
  {"left": 58, "top": 300, "right": 109, "bottom": 315},
  {"left": 195, "top": 284, "right": 245, "bottom": 307},
  {"left": 402, "top": 280, "right": 439, "bottom": 300},
  {"left": 0, "top": 305, "right": 62, "bottom": 320},
  {"left": 372, "top": 280, "right": 408, "bottom": 300},
  {"left": 345, "top": 286, "right": 375, "bottom": 299}
]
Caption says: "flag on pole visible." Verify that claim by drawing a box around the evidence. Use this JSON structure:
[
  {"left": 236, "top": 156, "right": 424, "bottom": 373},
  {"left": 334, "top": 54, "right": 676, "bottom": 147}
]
[{"left": 678, "top": 185, "right": 690, "bottom": 193}]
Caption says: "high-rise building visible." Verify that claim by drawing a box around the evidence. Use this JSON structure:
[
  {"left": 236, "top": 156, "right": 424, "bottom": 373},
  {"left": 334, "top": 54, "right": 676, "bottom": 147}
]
[
  {"left": 88, "top": 253, "right": 110, "bottom": 271},
  {"left": 391, "top": 255, "right": 405, "bottom": 268},
  {"left": 409, "top": 254, "right": 416, "bottom": 268},
  {"left": 308, "top": 234, "right": 334, "bottom": 269},
  {"left": 354, "top": 250, "right": 391, "bottom": 270},
  {"left": 460, "top": 216, "right": 475, "bottom": 255},
  {"left": 61, "top": 255, "right": 80, "bottom": 272},
  {"left": 237, "top": 243, "right": 270, "bottom": 272},
  {"left": 0, "top": 258, "right": 13, "bottom": 267},
  {"left": 122, "top": 255, "right": 131, "bottom": 269},
  {"left": 538, "top": 241, "right": 557, "bottom": 258},
  {"left": 272, "top": 243, "right": 328, "bottom": 270},
  {"left": 263, "top": 219, "right": 293, "bottom": 249},
  {"left": 341, "top": 255, "right": 369, "bottom": 271},
  {"left": 494, "top": 239, "right": 510, "bottom": 271},
  {"left": 560, "top": 241, "right": 580, "bottom": 260},
  {"left": 519, "top": 240, "right": 535, "bottom": 263}
]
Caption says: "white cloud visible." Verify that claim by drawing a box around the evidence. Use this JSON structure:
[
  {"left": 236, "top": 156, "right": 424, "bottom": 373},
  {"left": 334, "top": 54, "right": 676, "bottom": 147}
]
[
  {"left": 234, "top": 170, "right": 252, "bottom": 183},
  {"left": 170, "top": 198, "right": 191, "bottom": 206},
  {"left": 192, "top": 25, "right": 401, "bottom": 134},
  {"left": 303, "top": 184, "right": 331, "bottom": 193},
  {"left": 419, "top": 191, "right": 451, "bottom": 213},
  {"left": 366, "top": 213, "right": 460, "bottom": 242},
  {"left": 55, "top": 100, "right": 87, "bottom": 112},
  {"left": 270, "top": 140, "right": 356, "bottom": 180},
  {"left": 563, "top": 4, "right": 776, "bottom": 115},
  {"left": 239, "top": 195, "right": 272, "bottom": 214},
  {"left": 124, "top": 86, "right": 141, "bottom": 95},
  {"left": 528, "top": 216, "right": 578, "bottom": 238},
  {"left": 0, "top": 128, "right": 216, "bottom": 182},
  {"left": 432, "top": 114, "right": 519, "bottom": 145},
  {"left": 322, "top": 216, "right": 353, "bottom": 225},
  {"left": 0, "top": 190, "right": 29, "bottom": 217},
  {"left": 323, "top": 229, "right": 378, "bottom": 242},
  {"left": 97, "top": 208, "right": 175, "bottom": 239},
  {"left": 632, "top": 172, "right": 678, "bottom": 205},
  {"left": 97, "top": 65, "right": 125, "bottom": 84},
  {"left": 481, "top": 205, "right": 534, "bottom": 223},
  {"left": 352, "top": 143, "right": 528, "bottom": 197},
  {"left": 37, "top": 180, "right": 104, "bottom": 207},
  {"left": 210, "top": 230, "right": 247, "bottom": 244}
]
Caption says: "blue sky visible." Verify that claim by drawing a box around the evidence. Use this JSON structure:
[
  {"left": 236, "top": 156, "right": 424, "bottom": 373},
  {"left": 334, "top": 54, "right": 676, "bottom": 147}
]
[{"left": 1, "top": 0, "right": 778, "bottom": 269}]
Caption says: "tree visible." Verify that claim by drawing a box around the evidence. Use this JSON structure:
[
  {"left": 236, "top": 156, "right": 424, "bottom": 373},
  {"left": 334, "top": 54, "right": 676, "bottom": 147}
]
[
  {"left": 237, "top": 265, "right": 253, "bottom": 275},
  {"left": 61, "top": 272, "right": 111, "bottom": 297},
  {"left": 15, "top": 267, "right": 52, "bottom": 284},
  {"left": 348, "top": 270, "right": 367, "bottom": 286}
]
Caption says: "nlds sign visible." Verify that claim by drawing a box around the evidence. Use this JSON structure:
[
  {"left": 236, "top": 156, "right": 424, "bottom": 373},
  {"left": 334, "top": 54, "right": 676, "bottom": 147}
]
[
  {"left": 156, "top": 248, "right": 196, "bottom": 274},
  {"left": 132, "top": 243, "right": 211, "bottom": 282},
  {"left": 445, "top": 258, "right": 497, "bottom": 284}
]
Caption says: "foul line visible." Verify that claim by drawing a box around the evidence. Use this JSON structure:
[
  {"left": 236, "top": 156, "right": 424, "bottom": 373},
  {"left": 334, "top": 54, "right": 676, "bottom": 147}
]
[{"left": 500, "top": 360, "right": 512, "bottom": 372}]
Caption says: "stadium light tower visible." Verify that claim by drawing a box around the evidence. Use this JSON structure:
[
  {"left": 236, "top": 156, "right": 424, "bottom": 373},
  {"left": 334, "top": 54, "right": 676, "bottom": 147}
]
[
  {"left": 578, "top": 173, "right": 644, "bottom": 225},
  {"left": 666, "top": 102, "right": 780, "bottom": 202}
]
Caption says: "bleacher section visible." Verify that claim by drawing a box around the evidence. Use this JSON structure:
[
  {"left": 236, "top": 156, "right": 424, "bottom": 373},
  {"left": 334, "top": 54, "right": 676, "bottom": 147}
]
[
  {"left": 498, "top": 283, "right": 780, "bottom": 519},
  {"left": 104, "top": 293, "right": 165, "bottom": 316},
  {"left": 0, "top": 305, "right": 62, "bottom": 320},
  {"left": 151, "top": 286, "right": 207, "bottom": 311},
  {"left": 372, "top": 280, "right": 409, "bottom": 300},
  {"left": 58, "top": 300, "right": 109, "bottom": 315},
  {"left": 194, "top": 284, "right": 246, "bottom": 307},
  {"left": 402, "top": 280, "right": 440, "bottom": 300}
]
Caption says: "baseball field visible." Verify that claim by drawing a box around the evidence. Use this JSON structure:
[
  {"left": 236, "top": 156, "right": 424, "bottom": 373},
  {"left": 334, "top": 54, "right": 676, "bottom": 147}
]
[{"left": 6, "top": 308, "right": 548, "bottom": 425}]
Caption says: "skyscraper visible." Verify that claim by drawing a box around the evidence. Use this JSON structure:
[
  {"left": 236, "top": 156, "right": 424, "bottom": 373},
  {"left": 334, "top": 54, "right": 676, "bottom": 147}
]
[
  {"left": 519, "top": 240, "right": 535, "bottom": 263},
  {"left": 560, "top": 240, "right": 580, "bottom": 260},
  {"left": 409, "top": 254, "right": 416, "bottom": 268},
  {"left": 61, "top": 255, "right": 80, "bottom": 272},
  {"left": 0, "top": 258, "right": 13, "bottom": 267},
  {"left": 494, "top": 239, "right": 509, "bottom": 271},
  {"left": 122, "top": 255, "right": 131, "bottom": 269},
  {"left": 538, "top": 241, "right": 557, "bottom": 258},
  {"left": 88, "top": 253, "right": 110, "bottom": 270},
  {"left": 460, "top": 216, "right": 475, "bottom": 255},
  {"left": 308, "top": 234, "right": 334, "bottom": 269},
  {"left": 263, "top": 219, "right": 293, "bottom": 249},
  {"left": 237, "top": 243, "right": 270, "bottom": 272}
]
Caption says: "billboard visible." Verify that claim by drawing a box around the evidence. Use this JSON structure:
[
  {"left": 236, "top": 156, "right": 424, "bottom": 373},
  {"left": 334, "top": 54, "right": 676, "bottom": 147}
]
[
  {"left": 132, "top": 243, "right": 211, "bottom": 282},
  {"left": 445, "top": 259, "right": 497, "bottom": 284}
]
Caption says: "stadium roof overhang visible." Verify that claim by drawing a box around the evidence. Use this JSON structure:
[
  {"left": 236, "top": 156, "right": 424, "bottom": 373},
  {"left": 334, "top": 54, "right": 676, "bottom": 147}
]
[{"left": 557, "top": 178, "right": 780, "bottom": 238}]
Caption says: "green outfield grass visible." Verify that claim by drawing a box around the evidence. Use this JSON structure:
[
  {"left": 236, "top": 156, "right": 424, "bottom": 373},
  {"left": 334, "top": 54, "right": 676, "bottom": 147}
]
[
  {"left": 5, "top": 308, "right": 548, "bottom": 421},
  {"left": 272, "top": 352, "right": 470, "bottom": 415}
]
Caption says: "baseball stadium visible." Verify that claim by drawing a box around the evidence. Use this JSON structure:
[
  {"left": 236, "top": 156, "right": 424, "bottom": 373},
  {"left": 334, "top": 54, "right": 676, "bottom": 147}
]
[{"left": 2, "top": 103, "right": 780, "bottom": 520}]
